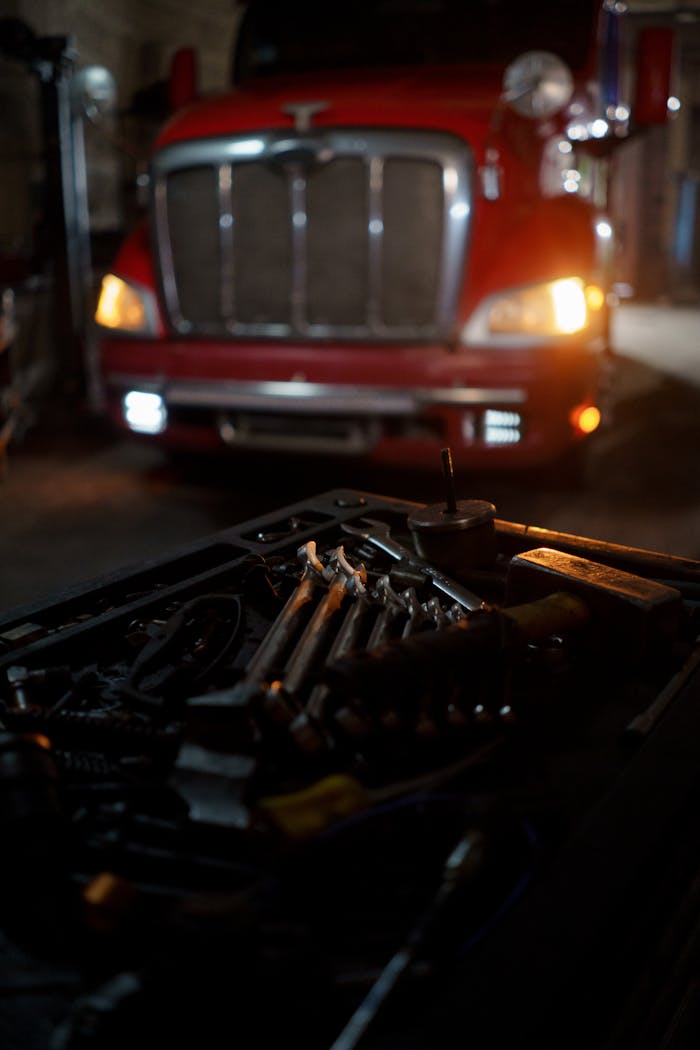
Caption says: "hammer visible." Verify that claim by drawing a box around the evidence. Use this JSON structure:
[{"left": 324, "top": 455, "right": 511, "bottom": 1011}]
[
  {"left": 504, "top": 547, "right": 682, "bottom": 648},
  {"left": 324, "top": 548, "right": 682, "bottom": 706}
]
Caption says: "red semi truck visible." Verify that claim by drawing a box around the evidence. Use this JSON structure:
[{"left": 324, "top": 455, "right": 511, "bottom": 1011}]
[{"left": 94, "top": 0, "right": 672, "bottom": 470}]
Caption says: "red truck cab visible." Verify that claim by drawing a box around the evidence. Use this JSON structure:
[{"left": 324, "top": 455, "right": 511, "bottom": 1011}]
[{"left": 94, "top": 0, "right": 669, "bottom": 469}]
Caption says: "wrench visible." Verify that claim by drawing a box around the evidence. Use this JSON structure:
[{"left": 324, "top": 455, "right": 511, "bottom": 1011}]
[
  {"left": 341, "top": 518, "right": 486, "bottom": 612},
  {"left": 366, "top": 575, "right": 406, "bottom": 650},
  {"left": 190, "top": 541, "right": 323, "bottom": 715},
  {"left": 243, "top": 541, "right": 322, "bottom": 686},
  {"left": 281, "top": 546, "right": 366, "bottom": 699}
]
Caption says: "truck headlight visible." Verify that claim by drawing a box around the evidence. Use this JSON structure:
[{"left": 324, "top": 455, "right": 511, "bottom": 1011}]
[
  {"left": 461, "top": 278, "right": 604, "bottom": 347},
  {"left": 95, "top": 274, "right": 157, "bottom": 334}
]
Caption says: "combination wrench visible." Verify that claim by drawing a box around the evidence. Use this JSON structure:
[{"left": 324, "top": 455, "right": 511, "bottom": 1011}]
[{"left": 340, "top": 517, "right": 486, "bottom": 612}]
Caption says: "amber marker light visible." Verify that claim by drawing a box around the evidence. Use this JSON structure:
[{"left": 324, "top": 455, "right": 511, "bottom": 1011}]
[
  {"left": 585, "top": 284, "right": 605, "bottom": 312},
  {"left": 29, "top": 733, "right": 52, "bottom": 751},
  {"left": 570, "top": 404, "right": 601, "bottom": 436},
  {"left": 95, "top": 274, "right": 150, "bottom": 332}
]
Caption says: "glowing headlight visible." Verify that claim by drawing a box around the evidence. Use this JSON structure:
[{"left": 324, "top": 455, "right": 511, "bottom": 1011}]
[
  {"left": 123, "top": 391, "right": 167, "bottom": 434},
  {"left": 461, "top": 278, "right": 604, "bottom": 346},
  {"left": 95, "top": 274, "right": 155, "bottom": 333},
  {"left": 489, "top": 278, "right": 586, "bottom": 335}
]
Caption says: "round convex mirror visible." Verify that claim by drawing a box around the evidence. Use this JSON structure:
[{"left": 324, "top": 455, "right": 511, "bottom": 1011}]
[
  {"left": 503, "top": 51, "right": 574, "bottom": 119},
  {"left": 71, "top": 65, "right": 117, "bottom": 121}
]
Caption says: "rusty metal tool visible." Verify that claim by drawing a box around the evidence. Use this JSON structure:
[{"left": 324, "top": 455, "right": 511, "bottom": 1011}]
[
  {"left": 496, "top": 520, "right": 700, "bottom": 585},
  {"left": 505, "top": 547, "right": 683, "bottom": 647},
  {"left": 426, "top": 596, "right": 448, "bottom": 631},
  {"left": 624, "top": 638, "right": 700, "bottom": 741},
  {"left": 244, "top": 540, "right": 324, "bottom": 686},
  {"left": 341, "top": 517, "right": 485, "bottom": 612},
  {"left": 186, "top": 541, "right": 325, "bottom": 713},
  {"left": 400, "top": 587, "right": 428, "bottom": 639},
  {"left": 290, "top": 600, "right": 372, "bottom": 752},
  {"left": 325, "top": 548, "right": 683, "bottom": 708},
  {"left": 392, "top": 586, "right": 442, "bottom": 734},
  {"left": 5, "top": 666, "right": 31, "bottom": 711},
  {"left": 333, "top": 575, "right": 407, "bottom": 739},
  {"left": 366, "top": 575, "right": 407, "bottom": 649},
  {"left": 376, "top": 585, "right": 431, "bottom": 733},
  {"left": 280, "top": 546, "right": 367, "bottom": 700},
  {"left": 329, "top": 830, "right": 485, "bottom": 1050}
]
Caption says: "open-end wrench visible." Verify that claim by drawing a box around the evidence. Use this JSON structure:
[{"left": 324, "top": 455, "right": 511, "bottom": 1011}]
[
  {"left": 244, "top": 540, "right": 323, "bottom": 686},
  {"left": 187, "top": 541, "right": 323, "bottom": 715},
  {"left": 341, "top": 518, "right": 486, "bottom": 612},
  {"left": 290, "top": 553, "right": 370, "bottom": 752},
  {"left": 400, "top": 587, "right": 428, "bottom": 640},
  {"left": 281, "top": 546, "right": 366, "bottom": 699},
  {"left": 366, "top": 575, "right": 406, "bottom": 650}
]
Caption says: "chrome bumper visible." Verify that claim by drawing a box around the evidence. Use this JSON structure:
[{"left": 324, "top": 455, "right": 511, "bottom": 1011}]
[{"left": 108, "top": 376, "right": 527, "bottom": 416}]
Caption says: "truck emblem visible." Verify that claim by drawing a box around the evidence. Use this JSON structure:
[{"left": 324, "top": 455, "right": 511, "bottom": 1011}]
[{"left": 281, "top": 100, "right": 329, "bottom": 132}]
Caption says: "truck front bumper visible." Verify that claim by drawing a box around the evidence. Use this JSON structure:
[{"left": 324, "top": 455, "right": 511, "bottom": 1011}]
[{"left": 99, "top": 337, "right": 603, "bottom": 468}]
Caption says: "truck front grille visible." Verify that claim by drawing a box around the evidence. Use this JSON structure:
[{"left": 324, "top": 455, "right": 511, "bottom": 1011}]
[{"left": 152, "top": 130, "right": 471, "bottom": 341}]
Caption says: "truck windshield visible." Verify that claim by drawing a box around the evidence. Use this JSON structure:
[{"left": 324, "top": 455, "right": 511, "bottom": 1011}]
[{"left": 234, "top": 0, "right": 597, "bottom": 84}]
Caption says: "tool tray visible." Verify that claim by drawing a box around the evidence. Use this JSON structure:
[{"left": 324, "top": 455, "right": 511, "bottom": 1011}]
[{"left": 2, "top": 489, "right": 700, "bottom": 1049}]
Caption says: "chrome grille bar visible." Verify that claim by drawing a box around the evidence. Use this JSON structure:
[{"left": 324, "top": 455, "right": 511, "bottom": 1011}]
[
  {"left": 367, "top": 155, "right": 384, "bottom": 330},
  {"left": 289, "top": 165, "right": 309, "bottom": 333},
  {"left": 218, "top": 163, "right": 235, "bottom": 325}
]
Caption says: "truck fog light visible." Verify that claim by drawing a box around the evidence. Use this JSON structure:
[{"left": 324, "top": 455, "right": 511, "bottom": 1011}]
[
  {"left": 483, "top": 409, "right": 522, "bottom": 445},
  {"left": 123, "top": 391, "right": 167, "bottom": 434}
]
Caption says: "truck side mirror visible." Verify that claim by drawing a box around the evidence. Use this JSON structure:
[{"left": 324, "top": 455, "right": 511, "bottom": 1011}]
[
  {"left": 502, "top": 51, "right": 574, "bottom": 120},
  {"left": 168, "top": 47, "right": 198, "bottom": 112},
  {"left": 634, "top": 27, "right": 674, "bottom": 126}
]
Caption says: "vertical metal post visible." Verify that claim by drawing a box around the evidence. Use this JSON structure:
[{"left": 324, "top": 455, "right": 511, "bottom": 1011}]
[{"left": 36, "top": 36, "right": 93, "bottom": 397}]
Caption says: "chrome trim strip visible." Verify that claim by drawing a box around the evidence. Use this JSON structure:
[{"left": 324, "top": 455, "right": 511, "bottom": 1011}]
[
  {"left": 367, "top": 155, "right": 384, "bottom": 329},
  {"left": 154, "top": 178, "right": 186, "bottom": 332},
  {"left": 439, "top": 161, "right": 470, "bottom": 324},
  {"left": 107, "top": 375, "right": 526, "bottom": 413},
  {"left": 289, "top": 165, "right": 308, "bottom": 332},
  {"left": 178, "top": 383, "right": 415, "bottom": 414},
  {"left": 151, "top": 130, "right": 472, "bottom": 342},
  {"left": 218, "top": 163, "right": 235, "bottom": 324}
]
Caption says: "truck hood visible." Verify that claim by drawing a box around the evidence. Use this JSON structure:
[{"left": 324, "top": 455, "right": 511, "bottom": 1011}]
[{"left": 155, "top": 67, "right": 507, "bottom": 151}]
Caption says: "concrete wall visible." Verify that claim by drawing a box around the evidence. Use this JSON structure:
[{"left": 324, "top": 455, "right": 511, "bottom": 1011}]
[
  {"left": 0, "top": 0, "right": 241, "bottom": 256},
  {"left": 0, "top": 48, "right": 41, "bottom": 264}
]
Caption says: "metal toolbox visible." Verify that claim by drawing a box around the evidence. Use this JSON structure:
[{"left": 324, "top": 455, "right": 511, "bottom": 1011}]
[{"left": 2, "top": 488, "right": 700, "bottom": 1050}]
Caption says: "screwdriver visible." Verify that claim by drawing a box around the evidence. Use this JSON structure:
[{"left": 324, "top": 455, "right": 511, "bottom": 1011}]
[{"left": 328, "top": 829, "right": 484, "bottom": 1050}]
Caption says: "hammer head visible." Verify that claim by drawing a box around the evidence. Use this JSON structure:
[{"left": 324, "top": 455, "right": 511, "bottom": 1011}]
[{"left": 505, "top": 548, "right": 682, "bottom": 650}]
